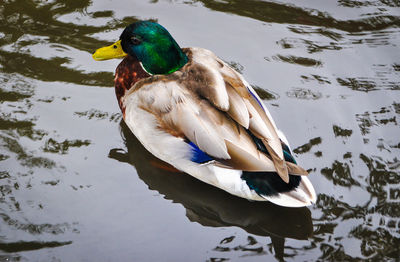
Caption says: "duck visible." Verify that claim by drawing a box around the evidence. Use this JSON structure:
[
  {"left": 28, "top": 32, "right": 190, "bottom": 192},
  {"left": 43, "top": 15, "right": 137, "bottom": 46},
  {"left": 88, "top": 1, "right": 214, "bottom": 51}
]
[{"left": 92, "top": 21, "right": 316, "bottom": 207}]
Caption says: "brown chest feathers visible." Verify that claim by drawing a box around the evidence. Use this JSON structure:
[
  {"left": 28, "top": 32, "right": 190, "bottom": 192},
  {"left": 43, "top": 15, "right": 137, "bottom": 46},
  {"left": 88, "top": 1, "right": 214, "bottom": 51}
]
[{"left": 115, "top": 56, "right": 150, "bottom": 112}]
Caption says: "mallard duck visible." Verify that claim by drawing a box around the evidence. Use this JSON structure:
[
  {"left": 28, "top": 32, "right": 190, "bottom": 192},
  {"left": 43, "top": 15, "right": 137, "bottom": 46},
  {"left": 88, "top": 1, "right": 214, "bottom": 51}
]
[{"left": 93, "top": 21, "right": 316, "bottom": 207}]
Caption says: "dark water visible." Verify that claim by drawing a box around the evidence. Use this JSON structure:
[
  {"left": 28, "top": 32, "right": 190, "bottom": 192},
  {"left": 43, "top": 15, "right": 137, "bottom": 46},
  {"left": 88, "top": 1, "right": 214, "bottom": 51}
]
[{"left": 0, "top": 0, "right": 399, "bottom": 261}]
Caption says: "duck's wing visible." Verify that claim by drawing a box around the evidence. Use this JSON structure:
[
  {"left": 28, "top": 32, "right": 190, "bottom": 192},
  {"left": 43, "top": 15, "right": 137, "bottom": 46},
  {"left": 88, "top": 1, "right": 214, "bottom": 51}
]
[
  {"left": 125, "top": 48, "right": 307, "bottom": 183},
  {"left": 182, "top": 47, "right": 308, "bottom": 182}
]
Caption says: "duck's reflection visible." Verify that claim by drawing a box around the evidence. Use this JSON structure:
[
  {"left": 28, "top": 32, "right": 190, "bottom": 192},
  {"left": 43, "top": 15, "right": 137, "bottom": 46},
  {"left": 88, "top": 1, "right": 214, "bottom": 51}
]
[{"left": 109, "top": 121, "right": 313, "bottom": 260}]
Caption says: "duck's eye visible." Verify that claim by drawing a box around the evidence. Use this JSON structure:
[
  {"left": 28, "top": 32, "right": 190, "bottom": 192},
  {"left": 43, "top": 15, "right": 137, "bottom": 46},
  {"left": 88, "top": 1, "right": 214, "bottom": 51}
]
[{"left": 131, "top": 36, "right": 142, "bottom": 45}]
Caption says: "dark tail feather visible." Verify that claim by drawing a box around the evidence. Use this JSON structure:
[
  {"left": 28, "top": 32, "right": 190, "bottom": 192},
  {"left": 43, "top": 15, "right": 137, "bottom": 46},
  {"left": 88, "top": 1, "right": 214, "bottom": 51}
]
[
  {"left": 242, "top": 130, "right": 302, "bottom": 196},
  {"left": 241, "top": 171, "right": 301, "bottom": 197}
]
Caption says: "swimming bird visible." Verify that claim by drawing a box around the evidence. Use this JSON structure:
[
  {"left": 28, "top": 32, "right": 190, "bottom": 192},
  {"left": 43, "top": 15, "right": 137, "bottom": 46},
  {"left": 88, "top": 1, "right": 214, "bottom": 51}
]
[{"left": 92, "top": 21, "right": 316, "bottom": 207}]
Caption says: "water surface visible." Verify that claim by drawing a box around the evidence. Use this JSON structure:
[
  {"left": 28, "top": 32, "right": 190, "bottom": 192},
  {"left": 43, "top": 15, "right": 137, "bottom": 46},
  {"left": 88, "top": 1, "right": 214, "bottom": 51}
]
[{"left": 0, "top": 0, "right": 399, "bottom": 261}]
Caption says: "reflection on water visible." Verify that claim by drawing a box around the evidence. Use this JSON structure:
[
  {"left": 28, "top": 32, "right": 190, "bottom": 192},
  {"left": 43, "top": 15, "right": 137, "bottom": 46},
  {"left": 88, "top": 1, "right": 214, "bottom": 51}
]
[
  {"left": 0, "top": 0, "right": 399, "bottom": 261},
  {"left": 0, "top": 0, "right": 136, "bottom": 87},
  {"left": 109, "top": 122, "right": 313, "bottom": 260},
  {"left": 191, "top": 0, "right": 400, "bottom": 33}
]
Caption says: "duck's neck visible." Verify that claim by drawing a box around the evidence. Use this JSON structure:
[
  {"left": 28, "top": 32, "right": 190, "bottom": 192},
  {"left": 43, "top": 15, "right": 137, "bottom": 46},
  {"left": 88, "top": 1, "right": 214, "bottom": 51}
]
[{"left": 115, "top": 56, "right": 150, "bottom": 113}]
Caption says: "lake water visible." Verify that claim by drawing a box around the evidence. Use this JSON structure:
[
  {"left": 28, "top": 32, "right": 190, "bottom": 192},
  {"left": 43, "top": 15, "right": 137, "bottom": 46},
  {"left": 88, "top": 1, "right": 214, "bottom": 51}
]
[{"left": 0, "top": 0, "right": 399, "bottom": 261}]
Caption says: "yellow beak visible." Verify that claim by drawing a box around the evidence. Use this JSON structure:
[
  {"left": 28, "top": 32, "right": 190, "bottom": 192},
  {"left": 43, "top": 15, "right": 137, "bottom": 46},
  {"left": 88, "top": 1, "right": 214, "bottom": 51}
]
[{"left": 92, "top": 40, "right": 127, "bottom": 61}]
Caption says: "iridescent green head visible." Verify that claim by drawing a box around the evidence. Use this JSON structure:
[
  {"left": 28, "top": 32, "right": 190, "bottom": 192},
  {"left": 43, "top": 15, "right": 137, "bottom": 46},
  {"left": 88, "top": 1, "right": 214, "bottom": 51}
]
[
  {"left": 93, "top": 21, "right": 188, "bottom": 74},
  {"left": 93, "top": 21, "right": 188, "bottom": 75}
]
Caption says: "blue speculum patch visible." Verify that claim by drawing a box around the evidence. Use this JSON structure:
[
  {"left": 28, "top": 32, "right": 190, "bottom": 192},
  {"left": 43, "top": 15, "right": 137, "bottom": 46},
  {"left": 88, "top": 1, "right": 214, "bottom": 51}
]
[{"left": 188, "top": 141, "right": 214, "bottom": 163}]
